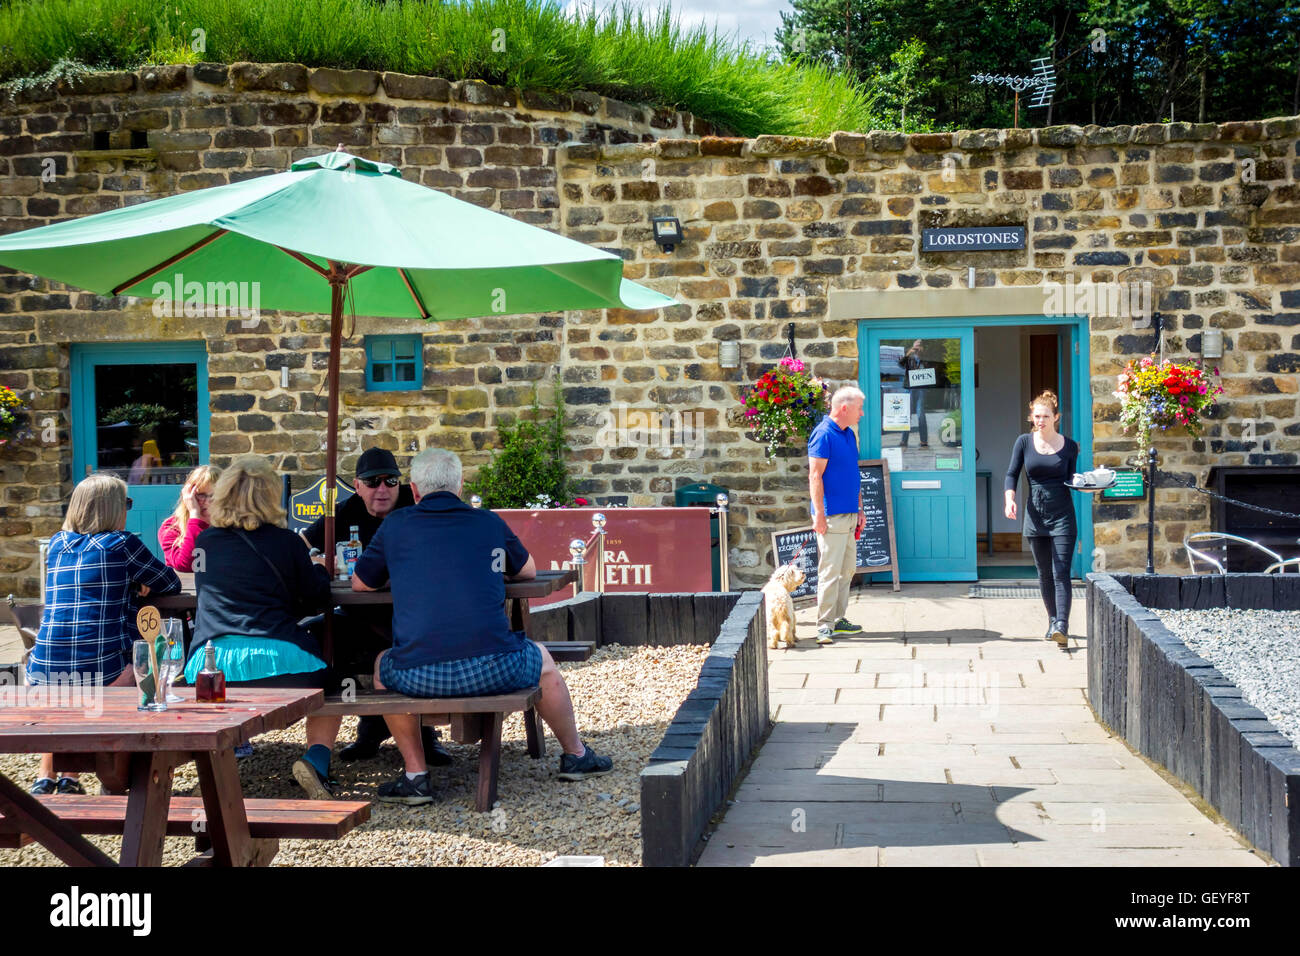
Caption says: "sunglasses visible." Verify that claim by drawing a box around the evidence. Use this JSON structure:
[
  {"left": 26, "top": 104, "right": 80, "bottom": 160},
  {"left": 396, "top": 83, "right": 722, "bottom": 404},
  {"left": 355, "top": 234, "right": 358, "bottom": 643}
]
[
  {"left": 194, "top": 493, "right": 212, "bottom": 502},
  {"left": 359, "top": 476, "right": 399, "bottom": 488}
]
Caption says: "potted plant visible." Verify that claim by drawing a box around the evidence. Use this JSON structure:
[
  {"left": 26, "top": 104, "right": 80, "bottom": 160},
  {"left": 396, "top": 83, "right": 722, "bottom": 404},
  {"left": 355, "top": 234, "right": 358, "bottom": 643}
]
[
  {"left": 465, "top": 384, "right": 582, "bottom": 508},
  {"left": 740, "top": 356, "right": 830, "bottom": 458},
  {"left": 0, "top": 386, "right": 32, "bottom": 448},
  {"left": 1114, "top": 354, "right": 1223, "bottom": 453}
]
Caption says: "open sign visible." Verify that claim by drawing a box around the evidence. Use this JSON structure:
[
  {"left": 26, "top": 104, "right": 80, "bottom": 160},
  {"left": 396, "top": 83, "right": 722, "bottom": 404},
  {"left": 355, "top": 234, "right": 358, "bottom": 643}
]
[{"left": 908, "top": 367, "right": 936, "bottom": 387}]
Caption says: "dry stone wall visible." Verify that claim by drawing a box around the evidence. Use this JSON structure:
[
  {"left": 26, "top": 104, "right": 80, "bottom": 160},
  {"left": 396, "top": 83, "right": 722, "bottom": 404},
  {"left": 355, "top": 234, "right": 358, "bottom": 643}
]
[
  {"left": 555, "top": 123, "right": 1300, "bottom": 584},
  {"left": 0, "top": 63, "right": 715, "bottom": 594},
  {"left": 0, "top": 61, "right": 1297, "bottom": 594}
]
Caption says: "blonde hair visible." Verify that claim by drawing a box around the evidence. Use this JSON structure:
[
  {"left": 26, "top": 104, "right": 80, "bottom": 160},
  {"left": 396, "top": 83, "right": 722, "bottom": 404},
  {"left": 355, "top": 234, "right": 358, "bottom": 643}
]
[
  {"left": 165, "top": 465, "right": 222, "bottom": 532},
  {"left": 1027, "top": 389, "right": 1060, "bottom": 424},
  {"left": 63, "top": 473, "right": 127, "bottom": 535},
  {"left": 207, "top": 455, "right": 285, "bottom": 531}
]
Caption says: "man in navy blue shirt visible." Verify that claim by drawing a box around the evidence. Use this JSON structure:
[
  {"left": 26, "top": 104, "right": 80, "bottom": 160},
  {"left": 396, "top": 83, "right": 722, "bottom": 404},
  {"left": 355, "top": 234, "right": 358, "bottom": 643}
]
[
  {"left": 808, "top": 386, "right": 867, "bottom": 645},
  {"left": 352, "top": 448, "right": 612, "bottom": 805}
]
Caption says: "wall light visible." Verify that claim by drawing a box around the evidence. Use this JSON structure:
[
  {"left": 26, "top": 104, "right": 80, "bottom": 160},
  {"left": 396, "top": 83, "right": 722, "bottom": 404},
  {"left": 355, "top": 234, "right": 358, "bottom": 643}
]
[
  {"left": 652, "top": 216, "right": 683, "bottom": 253},
  {"left": 718, "top": 340, "right": 740, "bottom": 368}
]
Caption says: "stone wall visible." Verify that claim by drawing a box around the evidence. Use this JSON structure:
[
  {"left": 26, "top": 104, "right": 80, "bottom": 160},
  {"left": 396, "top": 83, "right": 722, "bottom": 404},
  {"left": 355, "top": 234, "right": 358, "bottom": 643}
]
[
  {"left": 553, "top": 123, "right": 1300, "bottom": 583},
  {"left": 0, "top": 63, "right": 716, "bottom": 595},
  {"left": 1, "top": 62, "right": 1298, "bottom": 594}
]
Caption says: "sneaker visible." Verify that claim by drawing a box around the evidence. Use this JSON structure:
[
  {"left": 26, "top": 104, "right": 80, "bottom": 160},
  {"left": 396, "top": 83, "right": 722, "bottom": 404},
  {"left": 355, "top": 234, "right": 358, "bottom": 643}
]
[
  {"left": 29, "top": 777, "right": 56, "bottom": 795},
  {"left": 816, "top": 626, "right": 834, "bottom": 646},
  {"left": 292, "top": 758, "right": 337, "bottom": 800},
  {"left": 234, "top": 742, "right": 254, "bottom": 759},
  {"left": 55, "top": 777, "right": 85, "bottom": 795},
  {"left": 377, "top": 772, "right": 436, "bottom": 806},
  {"left": 832, "top": 618, "right": 861, "bottom": 634},
  {"left": 557, "top": 743, "right": 613, "bottom": 781}
]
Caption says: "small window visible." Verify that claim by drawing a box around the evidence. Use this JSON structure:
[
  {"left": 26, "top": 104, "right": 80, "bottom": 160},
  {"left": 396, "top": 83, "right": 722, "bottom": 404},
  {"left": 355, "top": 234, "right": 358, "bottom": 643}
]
[{"left": 365, "top": 334, "right": 422, "bottom": 391}]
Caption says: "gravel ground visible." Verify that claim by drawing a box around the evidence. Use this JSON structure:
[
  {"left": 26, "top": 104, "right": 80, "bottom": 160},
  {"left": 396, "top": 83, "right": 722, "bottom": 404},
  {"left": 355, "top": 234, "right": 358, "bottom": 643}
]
[
  {"left": 0, "top": 643, "right": 710, "bottom": 867},
  {"left": 1156, "top": 608, "right": 1300, "bottom": 747}
]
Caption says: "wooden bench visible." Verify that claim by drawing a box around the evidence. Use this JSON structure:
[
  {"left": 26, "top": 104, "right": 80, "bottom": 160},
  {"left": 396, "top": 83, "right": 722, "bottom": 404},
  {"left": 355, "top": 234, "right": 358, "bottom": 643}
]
[
  {"left": 540, "top": 641, "right": 595, "bottom": 662},
  {"left": 0, "top": 795, "right": 371, "bottom": 864},
  {"left": 316, "top": 687, "right": 542, "bottom": 811}
]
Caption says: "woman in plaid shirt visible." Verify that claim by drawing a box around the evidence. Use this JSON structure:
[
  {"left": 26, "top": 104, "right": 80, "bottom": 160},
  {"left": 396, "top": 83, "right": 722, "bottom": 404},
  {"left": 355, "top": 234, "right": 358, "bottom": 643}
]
[{"left": 29, "top": 473, "right": 180, "bottom": 794}]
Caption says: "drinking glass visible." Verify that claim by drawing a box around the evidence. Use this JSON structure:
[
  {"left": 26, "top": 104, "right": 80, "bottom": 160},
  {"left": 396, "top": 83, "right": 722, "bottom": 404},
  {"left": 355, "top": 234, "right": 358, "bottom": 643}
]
[
  {"left": 160, "top": 620, "right": 185, "bottom": 702},
  {"left": 132, "top": 639, "right": 167, "bottom": 712}
]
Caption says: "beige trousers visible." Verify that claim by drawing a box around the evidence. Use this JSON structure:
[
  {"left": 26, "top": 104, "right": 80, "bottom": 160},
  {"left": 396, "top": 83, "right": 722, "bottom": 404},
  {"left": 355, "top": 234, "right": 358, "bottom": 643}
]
[{"left": 816, "top": 513, "right": 858, "bottom": 629}]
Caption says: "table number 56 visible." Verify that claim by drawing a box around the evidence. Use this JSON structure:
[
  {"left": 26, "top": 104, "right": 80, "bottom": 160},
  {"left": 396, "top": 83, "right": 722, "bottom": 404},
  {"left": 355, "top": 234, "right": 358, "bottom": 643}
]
[{"left": 136, "top": 605, "right": 162, "bottom": 641}]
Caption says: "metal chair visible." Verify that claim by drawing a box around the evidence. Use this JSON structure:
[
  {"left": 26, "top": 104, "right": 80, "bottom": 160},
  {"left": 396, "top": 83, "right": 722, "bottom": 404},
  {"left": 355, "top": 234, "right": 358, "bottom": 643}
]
[
  {"left": 1184, "top": 532, "right": 1283, "bottom": 574},
  {"left": 1264, "top": 557, "right": 1300, "bottom": 574},
  {"left": 3, "top": 594, "right": 41, "bottom": 678}
]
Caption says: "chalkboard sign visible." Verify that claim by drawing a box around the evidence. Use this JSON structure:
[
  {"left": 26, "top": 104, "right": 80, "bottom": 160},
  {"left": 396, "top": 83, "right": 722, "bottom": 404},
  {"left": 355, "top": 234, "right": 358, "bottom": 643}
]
[
  {"left": 769, "top": 459, "right": 901, "bottom": 598},
  {"left": 855, "top": 460, "right": 901, "bottom": 590}
]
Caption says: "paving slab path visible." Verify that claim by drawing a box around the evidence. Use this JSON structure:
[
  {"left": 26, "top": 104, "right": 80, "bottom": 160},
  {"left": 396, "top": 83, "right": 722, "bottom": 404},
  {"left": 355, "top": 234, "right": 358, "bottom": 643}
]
[{"left": 698, "top": 583, "right": 1267, "bottom": 867}]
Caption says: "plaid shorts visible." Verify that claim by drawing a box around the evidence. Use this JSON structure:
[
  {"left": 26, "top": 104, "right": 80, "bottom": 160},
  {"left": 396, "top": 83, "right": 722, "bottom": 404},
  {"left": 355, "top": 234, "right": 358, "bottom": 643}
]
[{"left": 380, "top": 640, "right": 543, "bottom": 698}]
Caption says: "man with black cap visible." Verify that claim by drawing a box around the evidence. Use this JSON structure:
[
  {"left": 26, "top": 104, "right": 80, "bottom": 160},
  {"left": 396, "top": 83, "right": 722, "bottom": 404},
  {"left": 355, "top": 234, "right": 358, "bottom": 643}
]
[{"left": 299, "top": 447, "right": 451, "bottom": 772}]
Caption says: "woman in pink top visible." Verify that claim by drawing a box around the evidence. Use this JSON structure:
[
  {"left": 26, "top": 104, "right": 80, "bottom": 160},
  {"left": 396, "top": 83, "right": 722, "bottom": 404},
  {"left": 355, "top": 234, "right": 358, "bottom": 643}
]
[{"left": 158, "top": 465, "right": 221, "bottom": 570}]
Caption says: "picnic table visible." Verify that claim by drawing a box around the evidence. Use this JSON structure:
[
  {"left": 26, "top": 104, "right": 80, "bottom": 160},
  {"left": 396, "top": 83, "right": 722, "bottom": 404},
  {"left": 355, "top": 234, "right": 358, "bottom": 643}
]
[
  {"left": 153, "top": 568, "right": 580, "bottom": 653},
  {"left": 151, "top": 568, "right": 585, "bottom": 811},
  {"left": 0, "top": 686, "right": 368, "bottom": 866}
]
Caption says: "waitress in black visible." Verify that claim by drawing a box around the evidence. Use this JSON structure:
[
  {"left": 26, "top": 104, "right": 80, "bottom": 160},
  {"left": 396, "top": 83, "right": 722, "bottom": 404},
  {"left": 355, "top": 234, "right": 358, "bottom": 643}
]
[{"left": 1003, "top": 390, "right": 1098, "bottom": 646}]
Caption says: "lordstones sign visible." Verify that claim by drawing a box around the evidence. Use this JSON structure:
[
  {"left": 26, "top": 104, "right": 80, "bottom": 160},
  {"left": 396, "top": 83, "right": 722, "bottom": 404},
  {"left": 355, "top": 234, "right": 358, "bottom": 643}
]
[{"left": 922, "top": 226, "right": 1026, "bottom": 251}]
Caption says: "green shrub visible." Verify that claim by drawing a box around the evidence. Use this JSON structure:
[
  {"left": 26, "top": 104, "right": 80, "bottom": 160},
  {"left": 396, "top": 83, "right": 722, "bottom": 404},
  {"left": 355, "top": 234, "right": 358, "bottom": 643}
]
[
  {"left": 465, "top": 384, "right": 574, "bottom": 509},
  {"left": 0, "top": 0, "right": 880, "bottom": 137}
]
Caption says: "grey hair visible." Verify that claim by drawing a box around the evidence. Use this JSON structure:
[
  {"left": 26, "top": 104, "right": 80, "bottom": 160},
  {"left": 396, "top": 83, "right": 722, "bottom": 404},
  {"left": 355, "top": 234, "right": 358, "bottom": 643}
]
[
  {"left": 410, "top": 448, "right": 462, "bottom": 495},
  {"left": 830, "top": 385, "right": 865, "bottom": 410}
]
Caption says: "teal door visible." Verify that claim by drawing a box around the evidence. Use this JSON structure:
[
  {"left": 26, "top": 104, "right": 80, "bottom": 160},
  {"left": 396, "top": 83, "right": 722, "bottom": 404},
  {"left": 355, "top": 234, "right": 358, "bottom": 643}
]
[
  {"left": 862, "top": 327, "right": 977, "bottom": 581},
  {"left": 71, "top": 342, "right": 210, "bottom": 559}
]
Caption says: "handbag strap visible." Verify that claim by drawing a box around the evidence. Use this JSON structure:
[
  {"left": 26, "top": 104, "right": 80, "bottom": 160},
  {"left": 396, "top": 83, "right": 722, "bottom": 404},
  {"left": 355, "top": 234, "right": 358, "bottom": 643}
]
[{"left": 231, "top": 528, "right": 292, "bottom": 600}]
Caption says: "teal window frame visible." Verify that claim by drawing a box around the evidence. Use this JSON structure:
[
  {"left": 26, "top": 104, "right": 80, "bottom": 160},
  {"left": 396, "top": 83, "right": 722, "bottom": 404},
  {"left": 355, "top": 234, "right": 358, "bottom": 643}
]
[{"left": 365, "top": 334, "right": 422, "bottom": 392}]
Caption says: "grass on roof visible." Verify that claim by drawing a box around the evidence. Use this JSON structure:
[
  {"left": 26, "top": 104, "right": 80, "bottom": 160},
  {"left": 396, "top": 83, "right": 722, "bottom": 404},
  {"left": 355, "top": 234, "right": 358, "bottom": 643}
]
[{"left": 0, "top": 0, "right": 879, "bottom": 138}]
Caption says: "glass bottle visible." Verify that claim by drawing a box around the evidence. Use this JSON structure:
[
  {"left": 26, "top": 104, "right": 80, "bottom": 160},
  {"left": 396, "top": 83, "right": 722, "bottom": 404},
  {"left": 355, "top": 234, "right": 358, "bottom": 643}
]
[{"left": 195, "top": 641, "right": 226, "bottom": 703}]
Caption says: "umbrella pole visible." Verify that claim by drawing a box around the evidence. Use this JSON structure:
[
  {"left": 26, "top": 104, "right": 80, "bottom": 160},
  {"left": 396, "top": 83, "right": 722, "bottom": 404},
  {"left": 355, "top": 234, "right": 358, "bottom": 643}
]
[{"left": 321, "top": 269, "right": 346, "bottom": 666}]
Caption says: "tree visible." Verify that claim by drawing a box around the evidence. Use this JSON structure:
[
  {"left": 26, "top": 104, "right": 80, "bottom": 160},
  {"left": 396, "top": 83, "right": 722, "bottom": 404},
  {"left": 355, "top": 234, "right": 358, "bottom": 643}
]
[{"left": 776, "top": 0, "right": 1300, "bottom": 129}]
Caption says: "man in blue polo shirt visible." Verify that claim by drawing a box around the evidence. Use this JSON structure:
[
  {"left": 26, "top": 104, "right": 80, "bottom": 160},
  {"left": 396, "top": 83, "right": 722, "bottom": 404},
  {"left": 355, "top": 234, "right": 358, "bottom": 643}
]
[
  {"left": 351, "top": 447, "right": 612, "bottom": 805},
  {"left": 808, "top": 386, "right": 867, "bottom": 645}
]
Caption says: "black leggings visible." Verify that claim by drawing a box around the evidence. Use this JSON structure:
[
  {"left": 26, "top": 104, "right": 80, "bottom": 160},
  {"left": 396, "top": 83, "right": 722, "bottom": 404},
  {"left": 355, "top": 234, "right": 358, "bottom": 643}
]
[{"left": 1028, "top": 535, "right": 1075, "bottom": 623}]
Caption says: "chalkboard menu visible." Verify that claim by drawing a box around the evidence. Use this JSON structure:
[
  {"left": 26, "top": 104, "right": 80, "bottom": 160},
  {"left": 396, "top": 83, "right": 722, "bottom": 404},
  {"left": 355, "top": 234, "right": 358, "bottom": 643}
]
[{"left": 769, "top": 459, "right": 901, "bottom": 597}]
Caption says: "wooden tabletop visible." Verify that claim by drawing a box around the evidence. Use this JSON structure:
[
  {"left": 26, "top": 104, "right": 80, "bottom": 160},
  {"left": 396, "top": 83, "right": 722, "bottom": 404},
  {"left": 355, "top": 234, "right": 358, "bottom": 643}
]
[
  {"left": 0, "top": 687, "right": 321, "bottom": 754},
  {"left": 153, "top": 567, "right": 577, "bottom": 609}
]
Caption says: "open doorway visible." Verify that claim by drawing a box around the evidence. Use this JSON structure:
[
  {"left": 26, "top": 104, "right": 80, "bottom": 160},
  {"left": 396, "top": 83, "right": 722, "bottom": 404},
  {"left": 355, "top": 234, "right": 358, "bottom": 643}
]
[{"left": 973, "top": 324, "right": 1074, "bottom": 579}]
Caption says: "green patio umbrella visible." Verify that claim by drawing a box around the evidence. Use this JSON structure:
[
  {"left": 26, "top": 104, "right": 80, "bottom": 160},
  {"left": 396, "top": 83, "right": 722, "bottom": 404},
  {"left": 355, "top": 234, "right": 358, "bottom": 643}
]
[{"left": 0, "top": 150, "right": 676, "bottom": 564}]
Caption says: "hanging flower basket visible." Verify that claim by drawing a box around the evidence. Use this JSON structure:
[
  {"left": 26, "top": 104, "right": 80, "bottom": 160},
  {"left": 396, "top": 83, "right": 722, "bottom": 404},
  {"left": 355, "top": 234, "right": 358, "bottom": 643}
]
[
  {"left": 740, "top": 356, "right": 830, "bottom": 458},
  {"left": 0, "top": 385, "right": 32, "bottom": 448},
  {"left": 1114, "top": 355, "right": 1223, "bottom": 452}
]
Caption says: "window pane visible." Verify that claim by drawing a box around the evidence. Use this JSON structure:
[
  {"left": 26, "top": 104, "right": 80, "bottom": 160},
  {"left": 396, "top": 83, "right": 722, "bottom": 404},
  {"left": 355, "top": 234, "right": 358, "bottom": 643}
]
[
  {"left": 94, "top": 363, "right": 199, "bottom": 485},
  {"left": 879, "top": 337, "right": 963, "bottom": 472},
  {"left": 393, "top": 337, "right": 417, "bottom": 360},
  {"left": 373, "top": 364, "right": 391, "bottom": 383},
  {"left": 396, "top": 362, "right": 416, "bottom": 382},
  {"left": 370, "top": 339, "right": 392, "bottom": 362}
]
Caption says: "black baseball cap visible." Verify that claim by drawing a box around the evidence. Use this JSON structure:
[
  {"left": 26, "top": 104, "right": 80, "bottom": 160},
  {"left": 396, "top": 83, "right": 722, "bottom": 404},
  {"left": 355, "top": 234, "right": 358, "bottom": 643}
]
[{"left": 356, "top": 447, "right": 400, "bottom": 479}]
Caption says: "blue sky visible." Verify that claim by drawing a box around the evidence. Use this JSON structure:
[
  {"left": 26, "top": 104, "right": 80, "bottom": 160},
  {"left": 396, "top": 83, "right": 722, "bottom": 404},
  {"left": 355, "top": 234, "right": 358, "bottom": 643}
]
[{"left": 563, "top": 0, "right": 790, "bottom": 51}]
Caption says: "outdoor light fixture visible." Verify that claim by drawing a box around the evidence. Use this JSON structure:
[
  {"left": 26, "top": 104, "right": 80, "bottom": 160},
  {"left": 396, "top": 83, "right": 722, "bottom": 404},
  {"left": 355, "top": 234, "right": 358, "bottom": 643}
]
[
  {"left": 652, "top": 216, "right": 683, "bottom": 253},
  {"left": 718, "top": 341, "right": 740, "bottom": 368},
  {"left": 1202, "top": 328, "right": 1223, "bottom": 360}
]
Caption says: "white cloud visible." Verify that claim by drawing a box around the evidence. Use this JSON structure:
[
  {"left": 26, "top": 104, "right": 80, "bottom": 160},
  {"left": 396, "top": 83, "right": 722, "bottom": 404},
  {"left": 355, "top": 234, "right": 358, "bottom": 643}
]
[{"left": 560, "top": 0, "right": 789, "bottom": 52}]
